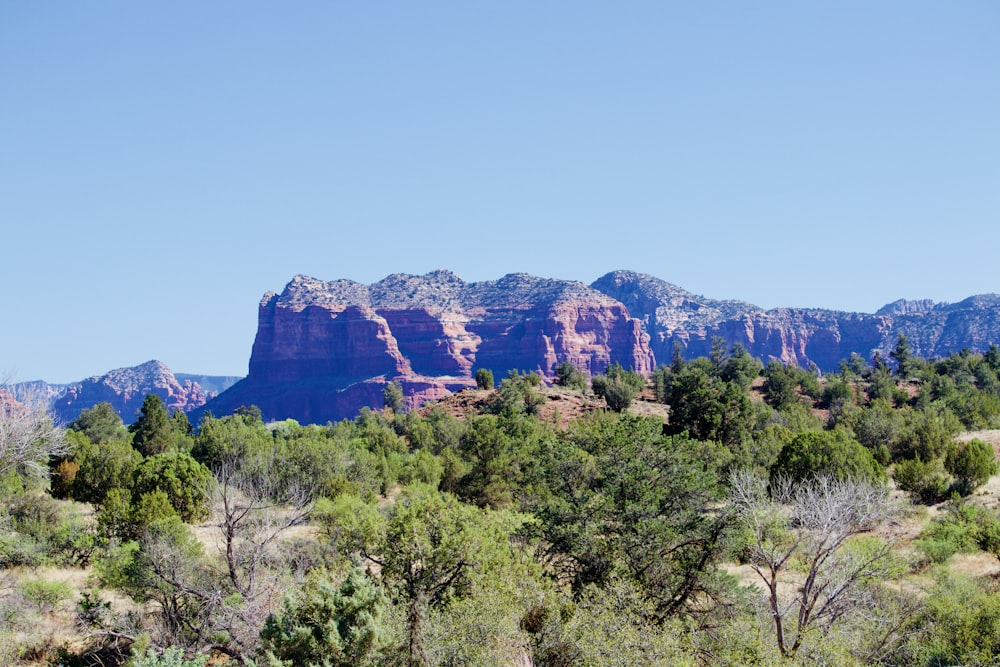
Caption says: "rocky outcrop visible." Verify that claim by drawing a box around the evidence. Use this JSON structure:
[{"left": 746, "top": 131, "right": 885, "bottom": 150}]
[
  {"left": 205, "top": 271, "right": 655, "bottom": 423},
  {"left": 193, "top": 268, "right": 1000, "bottom": 425},
  {"left": 31, "top": 361, "right": 239, "bottom": 425},
  {"left": 591, "top": 270, "right": 1000, "bottom": 372}
]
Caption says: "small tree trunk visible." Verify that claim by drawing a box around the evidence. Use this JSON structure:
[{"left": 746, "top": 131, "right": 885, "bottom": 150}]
[{"left": 407, "top": 592, "right": 430, "bottom": 667}]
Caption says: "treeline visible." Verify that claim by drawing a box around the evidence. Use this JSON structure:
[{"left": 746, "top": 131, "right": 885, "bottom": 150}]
[{"left": 3, "top": 339, "right": 1000, "bottom": 665}]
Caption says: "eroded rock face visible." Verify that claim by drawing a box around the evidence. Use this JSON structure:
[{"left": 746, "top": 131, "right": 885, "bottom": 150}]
[
  {"left": 591, "top": 271, "right": 1000, "bottom": 372},
  {"left": 200, "top": 269, "right": 1000, "bottom": 424},
  {"left": 50, "top": 360, "right": 214, "bottom": 425},
  {"left": 214, "top": 271, "right": 655, "bottom": 423}
]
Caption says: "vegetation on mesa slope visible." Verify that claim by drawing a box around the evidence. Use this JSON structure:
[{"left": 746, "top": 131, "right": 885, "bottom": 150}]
[{"left": 6, "top": 338, "right": 1000, "bottom": 665}]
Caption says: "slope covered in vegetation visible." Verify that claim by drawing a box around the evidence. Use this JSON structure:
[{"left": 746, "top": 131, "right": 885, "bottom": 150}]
[{"left": 5, "top": 339, "right": 1000, "bottom": 665}]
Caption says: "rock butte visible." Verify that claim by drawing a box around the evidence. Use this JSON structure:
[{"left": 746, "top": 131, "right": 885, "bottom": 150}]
[{"left": 197, "top": 270, "right": 1000, "bottom": 424}]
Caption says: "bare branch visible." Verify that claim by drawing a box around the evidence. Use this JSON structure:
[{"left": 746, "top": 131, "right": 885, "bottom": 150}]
[{"left": 0, "top": 385, "right": 66, "bottom": 484}]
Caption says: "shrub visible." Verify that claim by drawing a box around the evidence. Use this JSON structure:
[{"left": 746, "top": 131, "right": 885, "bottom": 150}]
[
  {"left": 1, "top": 492, "right": 95, "bottom": 567},
  {"left": 554, "top": 361, "right": 587, "bottom": 391},
  {"left": 129, "top": 647, "right": 208, "bottom": 667},
  {"left": 915, "top": 502, "right": 997, "bottom": 564},
  {"left": 16, "top": 578, "right": 72, "bottom": 615},
  {"left": 945, "top": 438, "right": 998, "bottom": 496},
  {"left": 894, "top": 458, "right": 952, "bottom": 504},
  {"left": 475, "top": 368, "right": 494, "bottom": 390},
  {"left": 259, "top": 567, "right": 387, "bottom": 667},
  {"left": 770, "top": 430, "right": 886, "bottom": 485},
  {"left": 132, "top": 452, "right": 212, "bottom": 522}
]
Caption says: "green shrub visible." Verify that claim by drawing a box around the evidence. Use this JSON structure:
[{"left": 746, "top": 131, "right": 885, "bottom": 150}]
[
  {"left": 554, "top": 361, "right": 587, "bottom": 391},
  {"left": 0, "top": 493, "right": 95, "bottom": 567},
  {"left": 475, "top": 368, "right": 494, "bottom": 390},
  {"left": 128, "top": 646, "right": 208, "bottom": 667},
  {"left": 16, "top": 578, "right": 72, "bottom": 615},
  {"left": 259, "top": 567, "right": 387, "bottom": 667},
  {"left": 893, "top": 457, "right": 952, "bottom": 504},
  {"left": 945, "top": 438, "right": 998, "bottom": 496},
  {"left": 770, "top": 430, "right": 886, "bottom": 485},
  {"left": 132, "top": 453, "right": 212, "bottom": 522},
  {"left": 916, "top": 502, "right": 996, "bottom": 564}
]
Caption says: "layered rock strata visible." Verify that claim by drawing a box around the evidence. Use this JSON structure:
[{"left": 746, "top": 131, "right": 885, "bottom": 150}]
[{"left": 207, "top": 271, "right": 655, "bottom": 423}]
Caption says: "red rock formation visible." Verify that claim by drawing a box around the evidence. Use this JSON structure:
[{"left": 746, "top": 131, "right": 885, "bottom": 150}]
[
  {"left": 51, "top": 360, "right": 212, "bottom": 425},
  {"left": 215, "top": 271, "right": 655, "bottom": 423}
]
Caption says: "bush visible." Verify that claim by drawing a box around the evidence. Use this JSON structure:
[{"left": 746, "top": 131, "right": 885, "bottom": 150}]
[
  {"left": 893, "top": 458, "right": 952, "bottom": 504},
  {"left": 129, "top": 647, "right": 208, "bottom": 667},
  {"left": 945, "top": 438, "right": 998, "bottom": 496},
  {"left": 132, "top": 453, "right": 212, "bottom": 522},
  {"left": 16, "top": 578, "right": 72, "bottom": 615},
  {"left": 591, "top": 363, "right": 645, "bottom": 413},
  {"left": 770, "top": 430, "right": 886, "bottom": 485},
  {"left": 0, "top": 492, "right": 95, "bottom": 567},
  {"left": 475, "top": 368, "right": 494, "bottom": 390},
  {"left": 598, "top": 377, "right": 636, "bottom": 412},
  {"left": 554, "top": 361, "right": 587, "bottom": 391},
  {"left": 916, "top": 502, "right": 997, "bottom": 564},
  {"left": 259, "top": 567, "right": 387, "bottom": 667}
]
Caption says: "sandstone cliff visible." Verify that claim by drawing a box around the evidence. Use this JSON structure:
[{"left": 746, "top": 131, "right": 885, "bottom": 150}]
[
  {"left": 591, "top": 270, "right": 1000, "bottom": 372},
  {"left": 205, "top": 271, "right": 655, "bottom": 423}
]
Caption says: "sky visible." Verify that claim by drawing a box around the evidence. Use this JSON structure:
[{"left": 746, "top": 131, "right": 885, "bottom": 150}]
[{"left": 2, "top": 2, "right": 998, "bottom": 383}]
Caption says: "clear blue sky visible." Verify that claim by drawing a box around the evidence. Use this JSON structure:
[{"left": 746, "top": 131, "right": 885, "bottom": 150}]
[{"left": 2, "top": 2, "right": 998, "bottom": 383}]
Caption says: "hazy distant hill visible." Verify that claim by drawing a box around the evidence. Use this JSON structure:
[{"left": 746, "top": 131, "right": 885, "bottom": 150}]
[{"left": 10, "top": 361, "right": 241, "bottom": 425}]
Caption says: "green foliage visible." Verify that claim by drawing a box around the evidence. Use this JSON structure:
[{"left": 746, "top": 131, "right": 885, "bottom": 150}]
[
  {"left": 590, "top": 368, "right": 639, "bottom": 412},
  {"left": 890, "top": 334, "right": 916, "bottom": 379},
  {"left": 532, "top": 413, "right": 730, "bottom": 618},
  {"left": 661, "top": 360, "right": 755, "bottom": 446},
  {"left": 322, "top": 483, "right": 531, "bottom": 667},
  {"left": 897, "top": 574, "right": 1000, "bottom": 666},
  {"left": 132, "top": 452, "right": 212, "bottom": 522},
  {"left": 592, "top": 363, "right": 646, "bottom": 412},
  {"left": 452, "top": 413, "right": 553, "bottom": 509},
  {"left": 68, "top": 436, "right": 142, "bottom": 505},
  {"left": 491, "top": 371, "right": 546, "bottom": 416},
  {"left": 894, "top": 405, "right": 961, "bottom": 462},
  {"left": 556, "top": 577, "right": 697, "bottom": 666},
  {"left": 718, "top": 343, "right": 762, "bottom": 390},
  {"left": 128, "top": 646, "right": 208, "bottom": 667},
  {"left": 944, "top": 438, "right": 998, "bottom": 496},
  {"left": 914, "top": 501, "right": 1000, "bottom": 565},
  {"left": 382, "top": 381, "right": 405, "bottom": 414},
  {"left": 0, "top": 492, "right": 95, "bottom": 567},
  {"left": 129, "top": 394, "right": 174, "bottom": 456},
  {"left": 192, "top": 411, "right": 274, "bottom": 470},
  {"left": 399, "top": 448, "right": 443, "bottom": 488},
  {"left": 821, "top": 377, "right": 854, "bottom": 408},
  {"left": 761, "top": 361, "right": 802, "bottom": 410},
  {"left": 16, "top": 577, "right": 72, "bottom": 616},
  {"left": 259, "top": 567, "right": 387, "bottom": 667},
  {"left": 770, "top": 430, "right": 886, "bottom": 485},
  {"left": 474, "top": 368, "right": 494, "bottom": 390},
  {"left": 97, "top": 487, "right": 181, "bottom": 542},
  {"left": 893, "top": 457, "right": 952, "bottom": 504},
  {"left": 67, "top": 401, "right": 126, "bottom": 443},
  {"left": 849, "top": 399, "right": 904, "bottom": 452},
  {"left": 553, "top": 361, "right": 587, "bottom": 392}
]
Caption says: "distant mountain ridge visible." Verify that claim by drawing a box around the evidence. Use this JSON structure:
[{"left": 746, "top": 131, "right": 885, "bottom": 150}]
[
  {"left": 9, "top": 361, "right": 241, "bottom": 425},
  {"left": 195, "top": 270, "right": 1000, "bottom": 424},
  {"left": 594, "top": 270, "right": 1000, "bottom": 371},
  {"left": 16, "top": 270, "right": 998, "bottom": 426}
]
